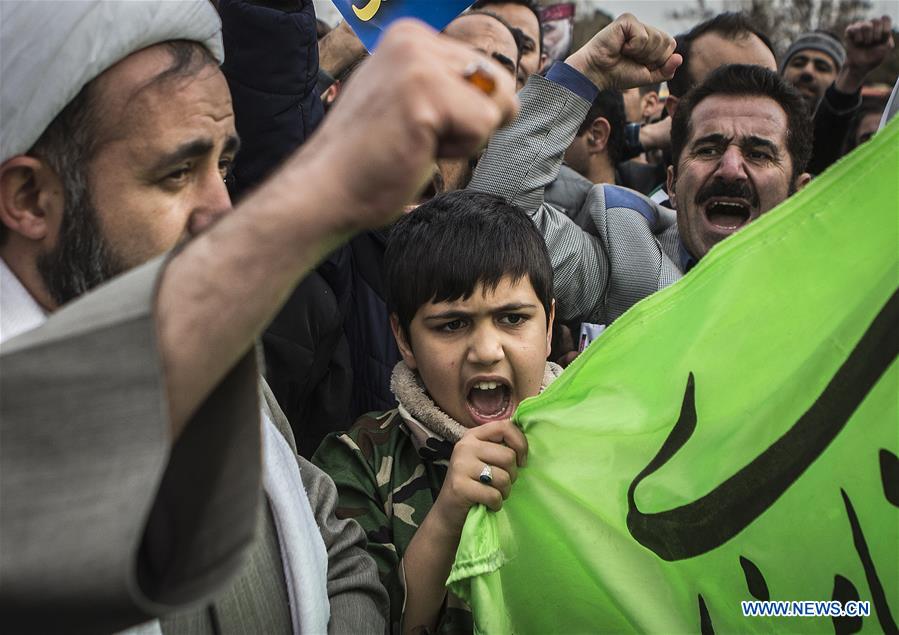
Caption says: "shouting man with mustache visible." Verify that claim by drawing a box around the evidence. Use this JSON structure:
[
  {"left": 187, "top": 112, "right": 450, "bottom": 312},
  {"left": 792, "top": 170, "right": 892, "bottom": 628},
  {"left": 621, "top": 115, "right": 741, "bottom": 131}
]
[{"left": 468, "top": 57, "right": 812, "bottom": 328}]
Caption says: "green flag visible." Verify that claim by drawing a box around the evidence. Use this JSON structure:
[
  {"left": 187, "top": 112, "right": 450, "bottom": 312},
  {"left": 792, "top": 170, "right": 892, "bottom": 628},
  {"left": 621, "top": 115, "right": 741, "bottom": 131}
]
[{"left": 448, "top": 119, "right": 899, "bottom": 633}]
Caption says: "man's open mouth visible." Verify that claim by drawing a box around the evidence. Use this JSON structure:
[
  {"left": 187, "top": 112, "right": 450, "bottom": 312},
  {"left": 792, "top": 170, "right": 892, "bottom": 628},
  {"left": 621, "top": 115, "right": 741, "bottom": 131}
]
[
  {"left": 466, "top": 379, "right": 513, "bottom": 424},
  {"left": 703, "top": 198, "right": 752, "bottom": 231}
]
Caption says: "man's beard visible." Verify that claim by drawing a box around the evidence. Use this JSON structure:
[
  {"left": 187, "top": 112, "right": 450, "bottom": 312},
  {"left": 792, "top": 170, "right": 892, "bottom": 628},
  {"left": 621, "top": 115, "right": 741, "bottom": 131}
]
[
  {"left": 794, "top": 77, "right": 822, "bottom": 113},
  {"left": 802, "top": 92, "right": 820, "bottom": 113},
  {"left": 35, "top": 180, "right": 126, "bottom": 307}
]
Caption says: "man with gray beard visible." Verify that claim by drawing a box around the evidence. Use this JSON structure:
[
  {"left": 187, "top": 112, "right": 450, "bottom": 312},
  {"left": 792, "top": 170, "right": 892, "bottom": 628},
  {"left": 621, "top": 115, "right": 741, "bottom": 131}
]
[{"left": 0, "top": 1, "right": 518, "bottom": 632}]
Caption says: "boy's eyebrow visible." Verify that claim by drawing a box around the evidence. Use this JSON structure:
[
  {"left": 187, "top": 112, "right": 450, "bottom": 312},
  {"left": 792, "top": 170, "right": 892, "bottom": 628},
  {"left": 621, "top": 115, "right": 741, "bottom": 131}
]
[
  {"left": 493, "top": 302, "right": 538, "bottom": 312},
  {"left": 422, "top": 302, "right": 538, "bottom": 321},
  {"left": 423, "top": 310, "right": 473, "bottom": 321}
]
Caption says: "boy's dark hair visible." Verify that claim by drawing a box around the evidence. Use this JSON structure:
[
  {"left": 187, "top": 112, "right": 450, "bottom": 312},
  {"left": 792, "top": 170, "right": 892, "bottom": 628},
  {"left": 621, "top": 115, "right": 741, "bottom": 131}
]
[
  {"left": 671, "top": 64, "right": 813, "bottom": 180},
  {"left": 385, "top": 191, "right": 554, "bottom": 339},
  {"left": 667, "top": 12, "right": 776, "bottom": 98},
  {"left": 577, "top": 89, "right": 627, "bottom": 165},
  {"left": 470, "top": 0, "right": 543, "bottom": 56}
]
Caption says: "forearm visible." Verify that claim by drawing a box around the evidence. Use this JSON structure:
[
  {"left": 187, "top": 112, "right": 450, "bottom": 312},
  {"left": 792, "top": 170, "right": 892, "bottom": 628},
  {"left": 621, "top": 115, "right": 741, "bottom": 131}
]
[
  {"left": 400, "top": 506, "right": 464, "bottom": 635},
  {"left": 157, "top": 145, "right": 358, "bottom": 438},
  {"left": 534, "top": 202, "right": 610, "bottom": 323},
  {"left": 468, "top": 71, "right": 591, "bottom": 213},
  {"left": 468, "top": 71, "right": 607, "bottom": 323},
  {"left": 835, "top": 64, "right": 869, "bottom": 95},
  {"left": 620, "top": 120, "right": 670, "bottom": 161},
  {"left": 158, "top": 19, "right": 521, "bottom": 438}
]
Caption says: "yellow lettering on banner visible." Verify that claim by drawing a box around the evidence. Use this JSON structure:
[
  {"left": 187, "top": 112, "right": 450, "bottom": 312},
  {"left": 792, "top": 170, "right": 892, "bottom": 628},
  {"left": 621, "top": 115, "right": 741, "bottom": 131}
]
[{"left": 352, "top": 0, "right": 382, "bottom": 21}]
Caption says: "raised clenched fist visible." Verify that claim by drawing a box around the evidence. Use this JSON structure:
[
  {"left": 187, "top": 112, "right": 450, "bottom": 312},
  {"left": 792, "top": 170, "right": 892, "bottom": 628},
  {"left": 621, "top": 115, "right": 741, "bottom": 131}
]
[
  {"left": 290, "top": 19, "right": 519, "bottom": 234},
  {"left": 565, "top": 14, "right": 681, "bottom": 92}
]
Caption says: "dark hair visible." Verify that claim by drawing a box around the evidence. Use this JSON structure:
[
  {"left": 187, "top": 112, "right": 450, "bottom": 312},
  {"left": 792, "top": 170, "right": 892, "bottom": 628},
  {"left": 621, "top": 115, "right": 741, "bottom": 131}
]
[
  {"left": 385, "top": 191, "right": 554, "bottom": 338},
  {"left": 843, "top": 95, "right": 887, "bottom": 153},
  {"left": 639, "top": 83, "right": 661, "bottom": 97},
  {"left": 577, "top": 89, "right": 627, "bottom": 165},
  {"left": 470, "top": 0, "right": 543, "bottom": 56},
  {"left": 667, "top": 13, "right": 776, "bottom": 98},
  {"left": 671, "top": 64, "right": 813, "bottom": 180},
  {"left": 0, "top": 41, "right": 218, "bottom": 249}
]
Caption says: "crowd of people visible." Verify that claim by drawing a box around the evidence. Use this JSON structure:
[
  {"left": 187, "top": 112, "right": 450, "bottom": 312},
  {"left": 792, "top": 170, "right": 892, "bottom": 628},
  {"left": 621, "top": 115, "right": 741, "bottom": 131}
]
[{"left": 0, "top": 0, "right": 895, "bottom": 633}]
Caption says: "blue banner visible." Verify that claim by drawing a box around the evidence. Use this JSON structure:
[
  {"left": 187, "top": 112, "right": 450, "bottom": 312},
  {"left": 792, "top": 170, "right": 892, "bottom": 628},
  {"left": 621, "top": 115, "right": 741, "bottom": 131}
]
[{"left": 332, "top": 0, "right": 472, "bottom": 51}]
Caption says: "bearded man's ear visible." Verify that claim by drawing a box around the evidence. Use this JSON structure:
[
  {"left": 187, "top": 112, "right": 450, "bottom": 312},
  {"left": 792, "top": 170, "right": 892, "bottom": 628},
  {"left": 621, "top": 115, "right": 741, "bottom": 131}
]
[{"left": 0, "top": 156, "right": 65, "bottom": 243}]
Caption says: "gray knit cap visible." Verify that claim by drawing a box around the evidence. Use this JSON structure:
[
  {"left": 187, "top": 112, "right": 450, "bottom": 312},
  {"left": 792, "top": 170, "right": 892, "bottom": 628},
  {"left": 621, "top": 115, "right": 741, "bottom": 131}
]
[{"left": 780, "top": 31, "right": 846, "bottom": 74}]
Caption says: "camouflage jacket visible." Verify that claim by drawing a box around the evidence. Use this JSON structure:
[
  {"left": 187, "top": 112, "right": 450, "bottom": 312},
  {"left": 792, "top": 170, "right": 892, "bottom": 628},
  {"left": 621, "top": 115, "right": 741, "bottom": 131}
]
[
  {"left": 312, "top": 361, "right": 562, "bottom": 634},
  {"left": 312, "top": 406, "right": 471, "bottom": 634}
]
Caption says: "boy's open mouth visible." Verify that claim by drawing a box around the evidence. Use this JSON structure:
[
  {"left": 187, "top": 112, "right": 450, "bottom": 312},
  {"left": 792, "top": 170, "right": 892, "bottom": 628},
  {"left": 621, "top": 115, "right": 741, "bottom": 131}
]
[{"left": 466, "top": 379, "right": 513, "bottom": 425}]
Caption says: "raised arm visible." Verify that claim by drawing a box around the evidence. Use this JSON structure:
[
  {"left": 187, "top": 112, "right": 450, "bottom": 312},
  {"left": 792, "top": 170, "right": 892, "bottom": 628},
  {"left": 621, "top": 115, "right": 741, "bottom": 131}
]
[
  {"left": 157, "top": 20, "right": 519, "bottom": 438},
  {"left": 809, "top": 16, "right": 894, "bottom": 174},
  {"left": 470, "top": 71, "right": 614, "bottom": 323},
  {"left": 469, "top": 14, "right": 680, "bottom": 323}
]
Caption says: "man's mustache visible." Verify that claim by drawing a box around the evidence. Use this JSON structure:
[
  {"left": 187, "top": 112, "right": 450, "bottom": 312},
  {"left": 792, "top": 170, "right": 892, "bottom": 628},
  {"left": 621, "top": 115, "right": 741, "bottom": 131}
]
[{"left": 695, "top": 179, "right": 759, "bottom": 208}]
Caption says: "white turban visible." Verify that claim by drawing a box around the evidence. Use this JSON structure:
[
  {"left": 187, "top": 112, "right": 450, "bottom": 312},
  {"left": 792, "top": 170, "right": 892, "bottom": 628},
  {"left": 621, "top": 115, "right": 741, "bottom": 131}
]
[{"left": 0, "top": 1, "right": 224, "bottom": 164}]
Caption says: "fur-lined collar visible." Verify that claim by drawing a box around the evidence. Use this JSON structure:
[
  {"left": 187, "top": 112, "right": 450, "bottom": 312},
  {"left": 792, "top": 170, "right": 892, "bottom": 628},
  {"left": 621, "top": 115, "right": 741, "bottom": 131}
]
[{"left": 390, "top": 361, "right": 564, "bottom": 444}]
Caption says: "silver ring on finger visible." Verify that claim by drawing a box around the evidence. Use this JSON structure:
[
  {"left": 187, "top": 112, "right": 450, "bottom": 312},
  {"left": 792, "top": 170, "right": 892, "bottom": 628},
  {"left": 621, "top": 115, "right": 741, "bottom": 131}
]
[{"left": 478, "top": 464, "right": 494, "bottom": 485}]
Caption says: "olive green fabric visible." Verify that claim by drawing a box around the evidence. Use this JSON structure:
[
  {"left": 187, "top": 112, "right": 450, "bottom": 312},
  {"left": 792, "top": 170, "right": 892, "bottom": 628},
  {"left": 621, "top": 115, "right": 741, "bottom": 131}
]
[
  {"left": 313, "top": 409, "right": 472, "bottom": 634},
  {"left": 448, "top": 119, "right": 899, "bottom": 633}
]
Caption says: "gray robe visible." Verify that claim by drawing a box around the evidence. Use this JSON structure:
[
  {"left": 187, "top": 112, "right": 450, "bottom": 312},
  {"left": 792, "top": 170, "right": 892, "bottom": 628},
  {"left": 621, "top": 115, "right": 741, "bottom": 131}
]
[
  {"left": 160, "top": 383, "right": 389, "bottom": 635},
  {"left": 0, "top": 257, "right": 387, "bottom": 634}
]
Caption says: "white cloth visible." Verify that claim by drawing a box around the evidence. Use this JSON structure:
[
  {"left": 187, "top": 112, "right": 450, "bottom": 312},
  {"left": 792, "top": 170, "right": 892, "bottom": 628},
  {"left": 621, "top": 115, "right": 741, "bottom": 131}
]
[
  {"left": 0, "top": 260, "right": 47, "bottom": 343},
  {"left": 0, "top": 0, "right": 224, "bottom": 163},
  {"left": 1, "top": 258, "right": 329, "bottom": 634},
  {"left": 116, "top": 620, "right": 164, "bottom": 635},
  {"left": 880, "top": 78, "right": 899, "bottom": 130},
  {"left": 262, "top": 410, "right": 330, "bottom": 634}
]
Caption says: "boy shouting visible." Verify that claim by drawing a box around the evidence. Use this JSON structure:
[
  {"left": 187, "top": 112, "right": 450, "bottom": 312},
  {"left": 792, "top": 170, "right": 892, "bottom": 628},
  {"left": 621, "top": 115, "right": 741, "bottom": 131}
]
[{"left": 314, "top": 191, "right": 561, "bottom": 633}]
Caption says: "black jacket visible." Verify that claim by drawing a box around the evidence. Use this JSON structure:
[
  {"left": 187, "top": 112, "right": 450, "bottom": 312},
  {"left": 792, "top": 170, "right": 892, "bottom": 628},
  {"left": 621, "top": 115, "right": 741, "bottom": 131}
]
[
  {"left": 322, "top": 232, "right": 402, "bottom": 420},
  {"left": 222, "top": 0, "right": 401, "bottom": 452},
  {"left": 221, "top": 0, "right": 353, "bottom": 457},
  {"left": 809, "top": 83, "right": 862, "bottom": 176},
  {"left": 221, "top": 0, "right": 322, "bottom": 190}
]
